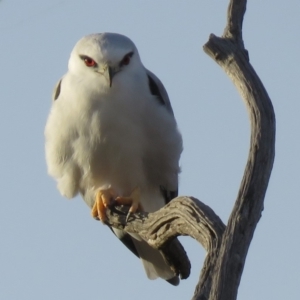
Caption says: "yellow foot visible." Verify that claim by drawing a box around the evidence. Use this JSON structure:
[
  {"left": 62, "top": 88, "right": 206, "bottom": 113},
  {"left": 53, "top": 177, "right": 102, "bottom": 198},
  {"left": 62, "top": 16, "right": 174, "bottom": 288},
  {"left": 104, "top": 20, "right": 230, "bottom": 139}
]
[
  {"left": 91, "top": 188, "right": 117, "bottom": 223},
  {"left": 115, "top": 187, "right": 142, "bottom": 221}
]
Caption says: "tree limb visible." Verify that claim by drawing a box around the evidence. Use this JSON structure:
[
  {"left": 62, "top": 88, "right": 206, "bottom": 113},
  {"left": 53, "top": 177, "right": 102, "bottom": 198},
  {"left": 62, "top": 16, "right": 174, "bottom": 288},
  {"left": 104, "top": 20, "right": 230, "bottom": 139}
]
[
  {"left": 198, "top": 0, "right": 276, "bottom": 299},
  {"left": 105, "top": 197, "right": 225, "bottom": 283},
  {"left": 104, "top": 0, "right": 275, "bottom": 299}
]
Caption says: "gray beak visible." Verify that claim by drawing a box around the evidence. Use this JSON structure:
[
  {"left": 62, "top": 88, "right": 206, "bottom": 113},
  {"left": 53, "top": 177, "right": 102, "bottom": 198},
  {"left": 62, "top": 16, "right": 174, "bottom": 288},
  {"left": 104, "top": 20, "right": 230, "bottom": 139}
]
[{"left": 103, "top": 65, "right": 117, "bottom": 87}]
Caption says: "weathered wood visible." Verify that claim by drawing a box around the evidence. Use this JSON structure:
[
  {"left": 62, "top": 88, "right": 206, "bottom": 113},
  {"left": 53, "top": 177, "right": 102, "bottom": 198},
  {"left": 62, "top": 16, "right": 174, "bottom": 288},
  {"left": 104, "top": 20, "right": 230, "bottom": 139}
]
[
  {"left": 105, "top": 197, "right": 225, "bottom": 284},
  {"left": 104, "top": 0, "right": 275, "bottom": 299},
  {"left": 197, "top": 0, "right": 276, "bottom": 299}
]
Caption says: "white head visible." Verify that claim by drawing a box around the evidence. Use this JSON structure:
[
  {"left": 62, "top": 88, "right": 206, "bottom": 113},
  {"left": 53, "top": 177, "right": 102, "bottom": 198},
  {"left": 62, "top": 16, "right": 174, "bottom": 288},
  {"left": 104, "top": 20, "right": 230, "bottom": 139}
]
[{"left": 68, "top": 33, "right": 143, "bottom": 88}]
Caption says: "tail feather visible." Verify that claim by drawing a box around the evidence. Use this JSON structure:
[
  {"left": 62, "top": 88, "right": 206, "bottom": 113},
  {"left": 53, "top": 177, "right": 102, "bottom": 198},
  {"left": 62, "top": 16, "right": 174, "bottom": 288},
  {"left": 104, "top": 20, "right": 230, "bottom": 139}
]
[{"left": 131, "top": 237, "right": 179, "bottom": 284}]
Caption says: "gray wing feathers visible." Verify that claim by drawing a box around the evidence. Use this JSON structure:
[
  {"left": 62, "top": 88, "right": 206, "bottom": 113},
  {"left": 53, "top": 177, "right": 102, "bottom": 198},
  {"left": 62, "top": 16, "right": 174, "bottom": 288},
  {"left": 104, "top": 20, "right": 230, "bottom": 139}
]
[
  {"left": 112, "top": 227, "right": 179, "bottom": 284},
  {"left": 131, "top": 237, "right": 179, "bottom": 284},
  {"left": 146, "top": 69, "right": 179, "bottom": 204}
]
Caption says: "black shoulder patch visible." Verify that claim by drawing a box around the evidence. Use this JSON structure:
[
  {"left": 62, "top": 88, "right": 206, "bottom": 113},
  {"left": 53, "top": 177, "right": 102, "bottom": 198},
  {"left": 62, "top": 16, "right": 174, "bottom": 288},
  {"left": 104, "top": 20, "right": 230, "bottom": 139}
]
[
  {"left": 147, "top": 74, "right": 165, "bottom": 106},
  {"left": 160, "top": 186, "right": 178, "bottom": 205},
  {"left": 53, "top": 79, "right": 62, "bottom": 101}
]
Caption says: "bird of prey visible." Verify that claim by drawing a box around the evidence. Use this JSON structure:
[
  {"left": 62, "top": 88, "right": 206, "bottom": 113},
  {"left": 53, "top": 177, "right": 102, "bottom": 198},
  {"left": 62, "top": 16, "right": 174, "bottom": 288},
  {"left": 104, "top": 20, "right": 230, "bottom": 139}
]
[{"left": 45, "top": 33, "right": 183, "bottom": 285}]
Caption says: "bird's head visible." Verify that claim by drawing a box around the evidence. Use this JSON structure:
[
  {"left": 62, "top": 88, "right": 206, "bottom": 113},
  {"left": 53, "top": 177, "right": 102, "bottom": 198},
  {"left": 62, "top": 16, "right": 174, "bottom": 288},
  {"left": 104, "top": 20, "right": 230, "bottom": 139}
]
[{"left": 68, "top": 33, "right": 142, "bottom": 88}]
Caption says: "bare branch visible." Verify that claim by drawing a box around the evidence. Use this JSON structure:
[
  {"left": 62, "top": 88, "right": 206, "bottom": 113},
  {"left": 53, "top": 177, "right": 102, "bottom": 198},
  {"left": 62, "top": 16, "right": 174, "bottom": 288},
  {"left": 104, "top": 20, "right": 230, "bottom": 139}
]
[
  {"left": 103, "top": 1, "right": 275, "bottom": 299},
  {"left": 224, "top": 0, "right": 247, "bottom": 48},
  {"left": 105, "top": 196, "right": 225, "bottom": 292},
  {"left": 199, "top": 0, "right": 276, "bottom": 299}
]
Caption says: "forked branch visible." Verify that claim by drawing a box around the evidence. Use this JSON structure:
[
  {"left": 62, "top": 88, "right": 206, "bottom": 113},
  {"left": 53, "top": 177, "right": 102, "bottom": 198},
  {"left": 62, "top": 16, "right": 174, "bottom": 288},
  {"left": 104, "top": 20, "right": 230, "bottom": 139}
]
[
  {"left": 199, "top": 0, "right": 275, "bottom": 299},
  {"left": 105, "top": 0, "right": 275, "bottom": 299}
]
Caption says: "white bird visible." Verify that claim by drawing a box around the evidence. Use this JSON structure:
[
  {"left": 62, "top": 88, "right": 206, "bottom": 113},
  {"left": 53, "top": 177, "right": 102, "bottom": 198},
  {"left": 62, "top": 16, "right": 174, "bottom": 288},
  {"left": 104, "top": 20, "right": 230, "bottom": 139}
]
[{"left": 45, "top": 33, "right": 183, "bottom": 285}]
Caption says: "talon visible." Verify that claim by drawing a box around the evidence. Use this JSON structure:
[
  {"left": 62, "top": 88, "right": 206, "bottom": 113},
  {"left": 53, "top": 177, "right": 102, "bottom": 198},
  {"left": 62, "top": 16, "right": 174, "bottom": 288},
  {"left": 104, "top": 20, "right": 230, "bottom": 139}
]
[
  {"left": 115, "top": 187, "right": 142, "bottom": 221},
  {"left": 91, "top": 188, "right": 116, "bottom": 223},
  {"left": 126, "top": 211, "right": 134, "bottom": 223}
]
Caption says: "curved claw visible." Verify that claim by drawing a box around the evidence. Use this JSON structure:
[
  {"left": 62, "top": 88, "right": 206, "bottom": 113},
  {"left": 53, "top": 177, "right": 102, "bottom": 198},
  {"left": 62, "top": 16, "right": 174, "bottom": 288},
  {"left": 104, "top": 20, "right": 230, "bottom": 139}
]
[
  {"left": 115, "top": 187, "right": 142, "bottom": 222},
  {"left": 125, "top": 211, "right": 134, "bottom": 223}
]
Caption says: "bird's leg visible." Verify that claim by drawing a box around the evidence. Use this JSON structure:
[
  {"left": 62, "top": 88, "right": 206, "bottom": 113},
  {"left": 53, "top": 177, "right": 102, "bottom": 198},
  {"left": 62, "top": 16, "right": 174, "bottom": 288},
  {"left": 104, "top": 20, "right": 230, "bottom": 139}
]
[
  {"left": 91, "top": 188, "right": 116, "bottom": 223},
  {"left": 115, "top": 187, "right": 143, "bottom": 222}
]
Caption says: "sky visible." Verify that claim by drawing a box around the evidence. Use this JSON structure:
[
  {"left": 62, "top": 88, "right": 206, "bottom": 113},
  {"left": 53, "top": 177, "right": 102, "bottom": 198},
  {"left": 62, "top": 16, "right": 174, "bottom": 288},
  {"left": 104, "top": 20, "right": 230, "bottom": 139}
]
[{"left": 0, "top": 1, "right": 299, "bottom": 299}]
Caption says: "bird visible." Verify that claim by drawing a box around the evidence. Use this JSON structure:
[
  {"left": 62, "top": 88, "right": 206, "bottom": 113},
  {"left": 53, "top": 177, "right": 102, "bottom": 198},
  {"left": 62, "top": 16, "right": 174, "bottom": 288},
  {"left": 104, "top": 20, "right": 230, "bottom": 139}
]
[{"left": 45, "top": 32, "right": 183, "bottom": 285}]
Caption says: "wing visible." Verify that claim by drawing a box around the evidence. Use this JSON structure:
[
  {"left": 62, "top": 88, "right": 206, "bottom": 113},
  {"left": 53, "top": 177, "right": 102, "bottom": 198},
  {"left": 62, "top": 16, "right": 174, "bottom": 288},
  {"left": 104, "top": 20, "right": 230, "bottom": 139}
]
[
  {"left": 145, "top": 69, "right": 179, "bottom": 203},
  {"left": 109, "top": 69, "right": 180, "bottom": 285},
  {"left": 109, "top": 227, "right": 139, "bottom": 258}
]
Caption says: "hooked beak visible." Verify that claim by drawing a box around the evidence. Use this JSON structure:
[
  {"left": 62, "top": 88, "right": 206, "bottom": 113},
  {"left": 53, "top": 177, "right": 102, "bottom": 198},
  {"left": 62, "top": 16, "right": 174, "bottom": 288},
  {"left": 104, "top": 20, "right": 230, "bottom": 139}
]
[{"left": 103, "top": 65, "right": 117, "bottom": 87}]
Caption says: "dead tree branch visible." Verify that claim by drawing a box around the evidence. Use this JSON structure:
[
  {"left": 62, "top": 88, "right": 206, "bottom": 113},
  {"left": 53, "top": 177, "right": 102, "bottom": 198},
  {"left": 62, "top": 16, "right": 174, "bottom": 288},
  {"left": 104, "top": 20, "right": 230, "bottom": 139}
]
[
  {"left": 104, "top": 0, "right": 275, "bottom": 299},
  {"left": 199, "top": 0, "right": 276, "bottom": 299},
  {"left": 105, "top": 197, "right": 225, "bottom": 283}
]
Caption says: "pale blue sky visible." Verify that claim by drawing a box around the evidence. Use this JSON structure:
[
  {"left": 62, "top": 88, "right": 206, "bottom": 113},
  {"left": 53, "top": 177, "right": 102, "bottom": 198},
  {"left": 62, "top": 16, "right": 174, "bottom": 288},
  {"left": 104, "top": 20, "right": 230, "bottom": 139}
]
[{"left": 0, "top": 1, "right": 299, "bottom": 299}]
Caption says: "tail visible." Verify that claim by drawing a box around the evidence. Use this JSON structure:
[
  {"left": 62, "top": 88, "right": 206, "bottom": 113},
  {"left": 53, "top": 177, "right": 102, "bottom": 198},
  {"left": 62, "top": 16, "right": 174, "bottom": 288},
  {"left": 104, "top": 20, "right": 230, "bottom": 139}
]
[{"left": 131, "top": 237, "right": 179, "bottom": 286}]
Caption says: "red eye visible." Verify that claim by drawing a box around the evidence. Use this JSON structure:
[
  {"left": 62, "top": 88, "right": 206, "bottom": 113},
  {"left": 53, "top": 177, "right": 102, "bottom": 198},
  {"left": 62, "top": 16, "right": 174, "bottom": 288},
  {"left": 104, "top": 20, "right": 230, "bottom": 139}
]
[
  {"left": 120, "top": 52, "right": 133, "bottom": 66},
  {"left": 84, "top": 57, "right": 96, "bottom": 67},
  {"left": 122, "top": 55, "right": 131, "bottom": 66}
]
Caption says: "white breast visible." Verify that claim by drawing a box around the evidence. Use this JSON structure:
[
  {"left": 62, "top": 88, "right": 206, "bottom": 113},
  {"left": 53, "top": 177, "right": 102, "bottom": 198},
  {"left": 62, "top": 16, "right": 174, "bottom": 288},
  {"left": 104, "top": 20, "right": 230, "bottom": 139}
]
[{"left": 45, "top": 71, "right": 182, "bottom": 212}]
